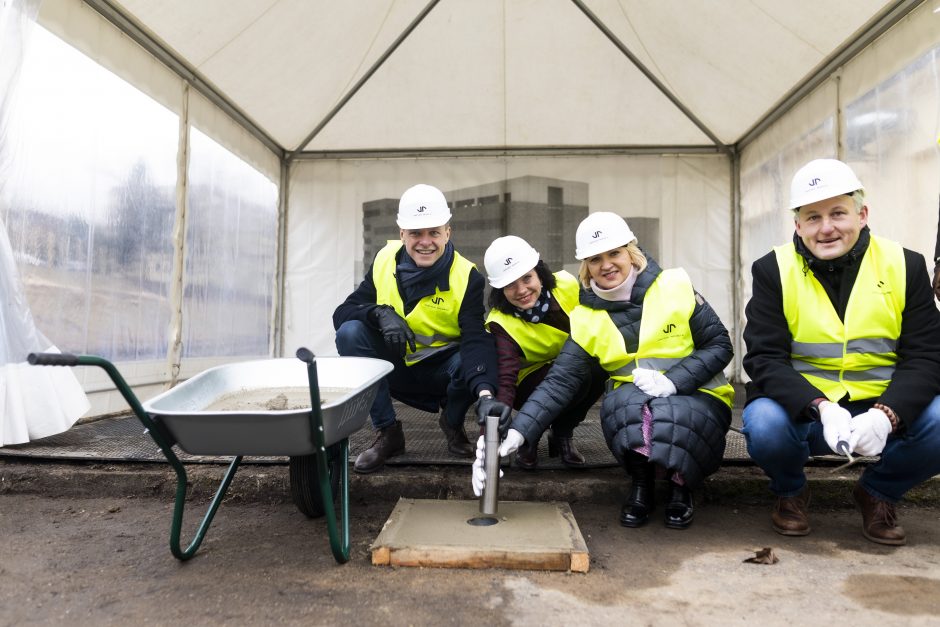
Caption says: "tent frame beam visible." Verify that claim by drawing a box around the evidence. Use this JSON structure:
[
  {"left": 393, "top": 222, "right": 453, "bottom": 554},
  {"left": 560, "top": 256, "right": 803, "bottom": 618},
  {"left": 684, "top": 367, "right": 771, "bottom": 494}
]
[
  {"left": 736, "top": 0, "right": 924, "bottom": 150},
  {"left": 570, "top": 0, "right": 729, "bottom": 153},
  {"left": 83, "top": 0, "right": 285, "bottom": 159},
  {"left": 288, "top": 0, "right": 442, "bottom": 158},
  {"left": 292, "top": 145, "right": 723, "bottom": 160}
]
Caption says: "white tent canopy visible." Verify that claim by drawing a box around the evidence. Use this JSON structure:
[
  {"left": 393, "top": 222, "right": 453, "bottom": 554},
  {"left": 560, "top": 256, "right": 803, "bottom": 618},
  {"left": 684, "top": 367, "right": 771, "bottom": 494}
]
[
  {"left": 4, "top": 0, "right": 938, "bottom": 415},
  {"left": 70, "top": 0, "right": 907, "bottom": 153}
]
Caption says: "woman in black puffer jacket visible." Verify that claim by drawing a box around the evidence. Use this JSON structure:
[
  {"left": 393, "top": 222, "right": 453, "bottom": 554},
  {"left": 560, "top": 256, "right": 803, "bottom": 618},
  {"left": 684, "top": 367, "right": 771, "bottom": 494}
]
[{"left": 491, "top": 212, "right": 734, "bottom": 529}]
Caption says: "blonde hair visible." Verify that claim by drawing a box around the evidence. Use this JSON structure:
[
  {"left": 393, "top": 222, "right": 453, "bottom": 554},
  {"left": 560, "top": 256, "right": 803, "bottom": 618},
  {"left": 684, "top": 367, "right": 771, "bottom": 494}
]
[
  {"left": 792, "top": 189, "right": 866, "bottom": 215},
  {"left": 578, "top": 240, "right": 647, "bottom": 289}
]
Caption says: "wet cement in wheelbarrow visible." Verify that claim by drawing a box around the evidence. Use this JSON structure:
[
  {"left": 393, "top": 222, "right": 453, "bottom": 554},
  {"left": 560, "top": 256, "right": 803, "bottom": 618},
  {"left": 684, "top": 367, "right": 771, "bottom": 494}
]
[{"left": 202, "top": 386, "right": 350, "bottom": 412}]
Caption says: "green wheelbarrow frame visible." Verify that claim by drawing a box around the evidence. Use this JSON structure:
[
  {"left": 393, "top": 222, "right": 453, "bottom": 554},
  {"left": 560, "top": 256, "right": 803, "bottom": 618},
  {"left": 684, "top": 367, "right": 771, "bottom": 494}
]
[{"left": 28, "top": 349, "right": 354, "bottom": 564}]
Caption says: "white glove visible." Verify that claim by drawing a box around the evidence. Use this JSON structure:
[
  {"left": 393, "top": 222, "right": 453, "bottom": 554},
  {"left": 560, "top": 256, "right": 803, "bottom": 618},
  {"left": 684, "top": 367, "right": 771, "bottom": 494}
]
[
  {"left": 848, "top": 408, "right": 892, "bottom": 457},
  {"left": 819, "top": 401, "right": 853, "bottom": 454},
  {"left": 632, "top": 368, "right": 677, "bottom": 398},
  {"left": 471, "top": 435, "right": 503, "bottom": 497},
  {"left": 498, "top": 428, "right": 525, "bottom": 457}
]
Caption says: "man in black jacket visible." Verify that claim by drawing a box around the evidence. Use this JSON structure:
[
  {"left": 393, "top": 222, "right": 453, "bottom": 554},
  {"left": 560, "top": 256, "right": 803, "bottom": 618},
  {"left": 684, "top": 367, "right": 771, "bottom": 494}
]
[
  {"left": 333, "top": 183, "right": 508, "bottom": 473},
  {"left": 742, "top": 158, "right": 940, "bottom": 546}
]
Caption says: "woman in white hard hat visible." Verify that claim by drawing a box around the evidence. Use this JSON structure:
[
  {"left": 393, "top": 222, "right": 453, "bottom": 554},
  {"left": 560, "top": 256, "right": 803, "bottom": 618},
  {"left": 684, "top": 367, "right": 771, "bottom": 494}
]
[
  {"left": 481, "top": 236, "right": 606, "bottom": 469},
  {"left": 479, "top": 212, "right": 734, "bottom": 529}
]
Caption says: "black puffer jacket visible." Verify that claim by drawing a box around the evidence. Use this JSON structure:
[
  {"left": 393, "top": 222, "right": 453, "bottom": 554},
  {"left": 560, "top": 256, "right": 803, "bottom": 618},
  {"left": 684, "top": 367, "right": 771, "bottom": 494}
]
[{"left": 511, "top": 258, "right": 733, "bottom": 488}]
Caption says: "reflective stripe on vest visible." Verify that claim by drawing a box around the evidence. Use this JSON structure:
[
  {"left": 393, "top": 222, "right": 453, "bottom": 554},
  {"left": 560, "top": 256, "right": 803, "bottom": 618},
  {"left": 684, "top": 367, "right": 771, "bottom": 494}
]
[
  {"left": 374, "top": 240, "right": 474, "bottom": 366},
  {"left": 774, "top": 235, "right": 905, "bottom": 401},
  {"left": 569, "top": 267, "right": 734, "bottom": 408},
  {"left": 485, "top": 271, "right": 581, "bottom": 384}
]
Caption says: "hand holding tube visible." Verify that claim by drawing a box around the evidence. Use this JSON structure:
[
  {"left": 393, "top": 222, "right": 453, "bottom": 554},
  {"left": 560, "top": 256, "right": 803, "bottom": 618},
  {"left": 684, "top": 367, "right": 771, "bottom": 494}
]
[{"left": 820, "top": 401, "right": 853, "bottom": 454}]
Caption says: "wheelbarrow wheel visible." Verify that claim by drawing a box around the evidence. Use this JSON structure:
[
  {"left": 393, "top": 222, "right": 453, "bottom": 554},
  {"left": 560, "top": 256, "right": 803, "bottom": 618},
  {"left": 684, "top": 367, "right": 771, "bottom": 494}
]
[{"left": 289, "top": 442, "right": 342, "bottom": 518}]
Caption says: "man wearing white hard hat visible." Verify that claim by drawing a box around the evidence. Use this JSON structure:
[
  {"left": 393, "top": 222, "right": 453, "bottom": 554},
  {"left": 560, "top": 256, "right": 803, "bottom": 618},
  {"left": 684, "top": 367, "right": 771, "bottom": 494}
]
[
  {"left": 742, "top": 158, "right": 940, "bottom": 545},
  {"left": 475, "top": 213, "right": 734, "bottom": 529},
  {"left": 471, "top": 236, "right": 605, "bottom": 478},
  {"left": 334, "top": 184, "right": 509, "bottom": 474}
]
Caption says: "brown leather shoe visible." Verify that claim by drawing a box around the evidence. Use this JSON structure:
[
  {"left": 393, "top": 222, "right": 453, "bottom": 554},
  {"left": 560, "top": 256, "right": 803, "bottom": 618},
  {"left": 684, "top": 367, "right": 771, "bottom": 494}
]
[
  {"left": 853, "top": 483, "right": 906, "bottom": 546},
  {"left": 771, "top": 486, "right": 811, "bottom": 536},
  {"left": 438, "top": 412, "right": 474, "bottom": 458},
  {"left": 548, "top": 432, "right": 586, "bottom": 467},
  {"left": 354, "top": 420, "right": 405, "bottom": 474}
]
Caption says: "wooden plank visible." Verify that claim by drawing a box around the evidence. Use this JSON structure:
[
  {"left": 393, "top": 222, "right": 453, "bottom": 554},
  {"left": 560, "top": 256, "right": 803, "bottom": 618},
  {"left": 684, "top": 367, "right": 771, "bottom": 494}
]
[{"left": 371, "top": 546, "right": 390, "bottom": 566}]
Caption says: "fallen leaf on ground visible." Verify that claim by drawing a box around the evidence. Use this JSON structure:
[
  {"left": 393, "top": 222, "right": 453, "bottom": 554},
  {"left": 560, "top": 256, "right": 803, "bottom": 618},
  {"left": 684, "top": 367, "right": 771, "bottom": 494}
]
[{"left": 743, "top": 547, "right": 778, "bottom": 565}]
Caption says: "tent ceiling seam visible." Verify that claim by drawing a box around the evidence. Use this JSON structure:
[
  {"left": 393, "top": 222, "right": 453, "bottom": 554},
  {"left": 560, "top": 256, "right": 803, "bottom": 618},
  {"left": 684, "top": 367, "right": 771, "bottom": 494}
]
[
  {"left": 735, "top": 0, "right": 925, "bottom": 151},
  {"left": 83, "top": 0, "right": 285, "bottom": 159},
  {"left": 570, "top": 0, "right": 729, "bottom": 153},
  {"left": 287, "top": 0, "right": 443, "bottom": 159}
]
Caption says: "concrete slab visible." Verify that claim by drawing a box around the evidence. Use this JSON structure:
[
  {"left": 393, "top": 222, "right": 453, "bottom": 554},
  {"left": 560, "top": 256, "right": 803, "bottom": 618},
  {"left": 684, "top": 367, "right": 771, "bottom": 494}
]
[{"left": 371, "top": 498, "right": 589, "bottom": 572}]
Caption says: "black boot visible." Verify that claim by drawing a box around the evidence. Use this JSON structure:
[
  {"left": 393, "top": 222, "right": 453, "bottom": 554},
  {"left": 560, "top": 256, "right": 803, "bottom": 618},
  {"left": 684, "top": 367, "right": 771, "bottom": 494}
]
[
  {"left": 354, "top": 420, "right": 405, "bottom": 474},
  {"left": 548, "top": 430, "right": 586, "bottom": 467},
  {"left": 664, "top": 482, "right": 694, "bottom": 529},
  {"left": 515, "top": 437, "right": 539, "bottom": 470},
  {"left": 620, "top": 452, "right": 654, "bottom": 528},
  {"left": 438, "top": 411, "right": 474, "bottom": 457}
]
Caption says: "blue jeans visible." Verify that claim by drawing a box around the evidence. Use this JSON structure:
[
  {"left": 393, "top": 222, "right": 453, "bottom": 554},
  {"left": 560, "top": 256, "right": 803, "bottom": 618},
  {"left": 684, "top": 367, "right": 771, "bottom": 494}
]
[
  {"left": 742, "top": 395, "right": 940, "bottom": 502},
  {"left": 335, "top": 320, "right": 475, "bottom": 430}
]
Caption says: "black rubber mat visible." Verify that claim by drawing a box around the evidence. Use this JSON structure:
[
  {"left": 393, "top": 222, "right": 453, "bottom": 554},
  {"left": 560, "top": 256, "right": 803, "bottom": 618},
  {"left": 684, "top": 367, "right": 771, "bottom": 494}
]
[{"left": 0, "top": 400, "right": 753, "bottom": 468}]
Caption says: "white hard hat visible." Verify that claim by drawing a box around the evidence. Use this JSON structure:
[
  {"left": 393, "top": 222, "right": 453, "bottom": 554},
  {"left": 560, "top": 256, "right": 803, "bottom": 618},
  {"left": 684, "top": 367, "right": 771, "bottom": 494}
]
[
  {"left": 397, "top": 184, "right": 452, "bottom": 229},
  {"left": 788, "top": 159, "right": 864, "bottom": 210},
  {"left": 484, "top": 236, "right": 540, "bottom": 289},
  {"left": 575, "top": 212, "right": 636, "bottom": 260}
]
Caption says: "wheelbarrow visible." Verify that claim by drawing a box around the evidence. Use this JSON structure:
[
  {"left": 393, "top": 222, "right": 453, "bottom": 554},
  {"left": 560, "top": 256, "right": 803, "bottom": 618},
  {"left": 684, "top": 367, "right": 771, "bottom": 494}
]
[{"left": 27, "top": 348, "right": 393, "bottom": 564}]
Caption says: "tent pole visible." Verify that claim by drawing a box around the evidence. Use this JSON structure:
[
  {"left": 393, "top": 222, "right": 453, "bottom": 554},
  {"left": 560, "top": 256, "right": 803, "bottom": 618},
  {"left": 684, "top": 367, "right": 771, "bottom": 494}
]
[
  {"left": 272, "top": 160, "right": 290, "bottom": 358},
  {"left": 730, "top": 149, "right": 742, "bottom": 382}
]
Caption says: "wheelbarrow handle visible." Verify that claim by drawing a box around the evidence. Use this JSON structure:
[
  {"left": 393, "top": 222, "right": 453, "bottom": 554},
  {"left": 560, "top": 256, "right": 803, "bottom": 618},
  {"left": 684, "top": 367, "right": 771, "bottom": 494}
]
[{"left": 27, "top": 352, "right": 79, "bottom": 367}]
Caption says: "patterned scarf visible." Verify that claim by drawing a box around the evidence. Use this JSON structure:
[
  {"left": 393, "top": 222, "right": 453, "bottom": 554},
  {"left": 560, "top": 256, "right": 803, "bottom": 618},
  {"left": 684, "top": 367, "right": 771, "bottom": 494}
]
[{"left": 513, "top": 286, "right": 552, "bottom": 323}]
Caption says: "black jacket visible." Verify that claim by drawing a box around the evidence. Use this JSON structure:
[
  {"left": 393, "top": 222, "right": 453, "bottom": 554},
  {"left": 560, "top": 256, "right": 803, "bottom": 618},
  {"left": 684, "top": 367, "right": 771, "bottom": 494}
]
[
  {"left": 332, "top": 245, "right": 497, "bottom": 397},
  {"left": 743, "top": 227, "right": 940, "bottom": 428},
  {"left": 511, "top": 258, "right": 733, "bottom": 488}
]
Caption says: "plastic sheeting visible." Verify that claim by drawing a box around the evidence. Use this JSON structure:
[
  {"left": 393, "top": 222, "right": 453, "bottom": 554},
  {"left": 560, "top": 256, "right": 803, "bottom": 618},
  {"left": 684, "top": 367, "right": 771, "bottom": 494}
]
[
  {"left": 181, "top": 126, "right": 279, "bottom": 361},
  {"left": 1, "top": 0, "right": 88, "bottom": 444}
]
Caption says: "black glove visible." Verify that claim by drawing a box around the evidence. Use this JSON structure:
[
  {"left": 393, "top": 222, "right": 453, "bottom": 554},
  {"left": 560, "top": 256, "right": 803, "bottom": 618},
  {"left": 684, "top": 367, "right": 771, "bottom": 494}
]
[
  {"left": 933, "top": 263, "right": 940, "bottom": 301},
  {"left": 371, "top": 305, "right": 416, "bottom": 357},
  {"left": 475, "top": 395, "right": 512, "bottom": 437}
]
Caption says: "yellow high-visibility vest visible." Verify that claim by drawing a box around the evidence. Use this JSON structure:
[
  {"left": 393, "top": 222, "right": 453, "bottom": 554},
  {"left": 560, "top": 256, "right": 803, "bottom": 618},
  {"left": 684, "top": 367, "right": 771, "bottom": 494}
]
[
  {"left": 569, "top": 268, "right": 733, "bottom": 408},
  {"left": 485, "top": 271, "right": 581, "bottom": 384},
  {"left": 774, "top": 235, "right": 905, "bottom": 401},
  {"left": 374, "top": 240, "right": 474, "bottom": 366}
]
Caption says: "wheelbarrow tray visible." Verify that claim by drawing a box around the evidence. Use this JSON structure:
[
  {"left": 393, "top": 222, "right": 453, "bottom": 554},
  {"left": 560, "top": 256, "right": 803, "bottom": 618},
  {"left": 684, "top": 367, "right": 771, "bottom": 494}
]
[{"left": 143, "top": 356, "right": 392, "bottom": 456}]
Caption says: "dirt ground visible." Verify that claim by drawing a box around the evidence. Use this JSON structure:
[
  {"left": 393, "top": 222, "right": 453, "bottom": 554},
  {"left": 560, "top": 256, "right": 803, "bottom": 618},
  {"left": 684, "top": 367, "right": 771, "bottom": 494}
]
[{"left": 3, "top": 492, "right": 940, "bottom": 626}]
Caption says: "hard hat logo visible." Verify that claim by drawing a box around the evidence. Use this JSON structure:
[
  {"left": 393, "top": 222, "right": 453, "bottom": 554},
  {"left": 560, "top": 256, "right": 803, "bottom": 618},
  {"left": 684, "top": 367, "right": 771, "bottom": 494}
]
[
  {"left": 808, "top": 178, "right": 821, "bottom": 187},
  {"left": 593, "top": 230, "right": 602, "bottom": 238},
  {"left": 503, "top": 257, "right": 513, "bottom": 266},
  {"left": 418, "top": 206, "right": 426, "bottom": 212}
]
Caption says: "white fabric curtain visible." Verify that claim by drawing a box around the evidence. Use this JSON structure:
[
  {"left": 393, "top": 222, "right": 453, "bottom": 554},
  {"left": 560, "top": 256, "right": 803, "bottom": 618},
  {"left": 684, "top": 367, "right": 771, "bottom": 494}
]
[{"left": 0, "top": 0, "right": 89, "bottom": 445}]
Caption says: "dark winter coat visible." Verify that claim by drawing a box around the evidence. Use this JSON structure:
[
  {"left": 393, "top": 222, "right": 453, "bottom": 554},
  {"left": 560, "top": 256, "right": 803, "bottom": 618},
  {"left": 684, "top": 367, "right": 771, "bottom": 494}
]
[
  {"left": 743, "top": 227, "right": 940, "bottom": 429},
  {"left": 510, "top": 258, "right": 733, "bottom": 488}
]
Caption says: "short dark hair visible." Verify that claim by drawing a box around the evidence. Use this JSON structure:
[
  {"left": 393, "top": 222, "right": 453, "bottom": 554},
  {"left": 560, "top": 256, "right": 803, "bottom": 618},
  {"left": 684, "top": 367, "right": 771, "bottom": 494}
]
[{"left": 487, "top": 260, "right": 557, "bottom": 314}]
